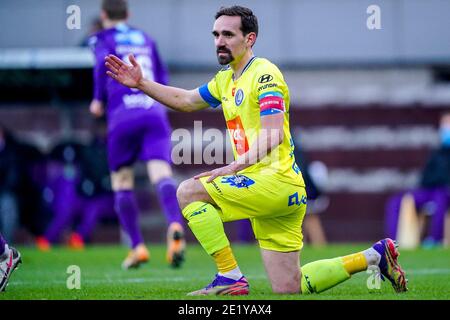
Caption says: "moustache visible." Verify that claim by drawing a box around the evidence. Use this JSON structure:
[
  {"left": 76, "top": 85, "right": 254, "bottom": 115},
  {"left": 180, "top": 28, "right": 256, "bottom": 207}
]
[{"left": 216, "top": 47, "right": 231, "bottom": 54}]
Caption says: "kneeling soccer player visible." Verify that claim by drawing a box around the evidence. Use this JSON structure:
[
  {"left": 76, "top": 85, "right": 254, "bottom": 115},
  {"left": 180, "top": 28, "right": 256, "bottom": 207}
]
[{"left": 104, "top": 5, "right": 408, "bottom": 295}]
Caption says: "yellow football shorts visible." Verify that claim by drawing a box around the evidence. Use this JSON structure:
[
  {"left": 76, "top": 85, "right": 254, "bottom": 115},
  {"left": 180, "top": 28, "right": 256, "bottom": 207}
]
[{"left": 199, "top": 173, "right": 307, "bottom": 252}]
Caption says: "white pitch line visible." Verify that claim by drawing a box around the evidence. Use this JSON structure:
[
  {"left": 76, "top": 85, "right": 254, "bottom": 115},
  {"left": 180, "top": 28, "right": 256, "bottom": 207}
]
[
  {"left": 11, "top": 274, "right": 268, "bottom": 286},
  {"left": 10, "top": 269, "right": 450, "bottom": 286}
]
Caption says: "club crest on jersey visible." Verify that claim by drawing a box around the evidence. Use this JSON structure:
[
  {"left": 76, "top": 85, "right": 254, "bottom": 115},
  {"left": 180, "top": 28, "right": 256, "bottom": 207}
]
[
  {"left": 235, "top": 89, "right": 244, "bottom": 106},
  {"left": 221, "top": 175, "right": 255, "bottom": 188}
]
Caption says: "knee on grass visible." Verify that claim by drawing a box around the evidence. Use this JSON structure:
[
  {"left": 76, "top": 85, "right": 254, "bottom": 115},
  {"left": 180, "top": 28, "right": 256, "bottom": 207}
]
[{"left": 271, "top": 278, "right": 300, "bottom": 294}]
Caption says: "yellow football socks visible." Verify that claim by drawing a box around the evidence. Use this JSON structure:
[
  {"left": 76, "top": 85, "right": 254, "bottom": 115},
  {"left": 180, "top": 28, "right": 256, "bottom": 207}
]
[
  {"left": 342, "top": 252, "right": 368, "bottom": 274},
  {"left": 212, "top": 246, "right": 238, "bottom": 273},
  {"left": 300, "top": 252, "right": 369, "bottom": 294},
  {"left": 183, "top": 200, "right": 370, "bottom": 294},
  {"left": 182, "top": 201, "right": 229, "bottom": 255},
  {"left": 301, "top": 258, "right": 351, "bottom": 294}
]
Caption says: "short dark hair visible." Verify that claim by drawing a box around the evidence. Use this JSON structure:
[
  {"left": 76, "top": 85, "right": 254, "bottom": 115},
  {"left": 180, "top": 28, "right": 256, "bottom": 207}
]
[
  {"left": 102, "top": 0, "right": 128, "bottom": 20},
  {"left": 215, "top": 6, "right": 258, "bottom": 37}
]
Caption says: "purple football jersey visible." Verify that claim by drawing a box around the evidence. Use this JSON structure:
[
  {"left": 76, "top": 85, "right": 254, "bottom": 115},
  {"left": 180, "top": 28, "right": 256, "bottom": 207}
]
[
  {"left": 90, "top": 23, "right": 173, "bottom": 171},
  {"left": 89, "top": 23, "right": 169, "bottom": 123}
]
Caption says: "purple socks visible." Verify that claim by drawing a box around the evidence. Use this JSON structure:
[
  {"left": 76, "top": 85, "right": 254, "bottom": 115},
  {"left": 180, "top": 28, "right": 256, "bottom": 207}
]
[
  {"left": 114, "top": 179, "right": 182, "bottom": 249},
  {"left": 156, "top": 178, "right": 183, "bottom": 225},
  {"left": 114, "top": 190, "right": 144, "bottom": 248}
]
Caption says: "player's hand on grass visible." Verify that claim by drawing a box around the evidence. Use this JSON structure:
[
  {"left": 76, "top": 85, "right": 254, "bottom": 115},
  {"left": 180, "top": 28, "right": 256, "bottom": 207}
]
[
  {"left": 194, "top": 162, "right": 240, "bottom": 183},
  {"left": 89, "top": 99, "right": 104, "bottom": 117},
  {"left": 105, "top": 54, "right": 143, "bottom": 88}
]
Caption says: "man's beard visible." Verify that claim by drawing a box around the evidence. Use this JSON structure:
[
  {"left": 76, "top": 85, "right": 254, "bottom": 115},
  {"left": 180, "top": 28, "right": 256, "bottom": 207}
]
[{"left": 216, "top": 47, "right": 234, "bottom": 65}]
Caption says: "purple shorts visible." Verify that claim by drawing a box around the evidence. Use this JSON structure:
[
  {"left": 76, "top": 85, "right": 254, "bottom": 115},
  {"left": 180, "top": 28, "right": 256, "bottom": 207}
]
[{"left": 107, "top": 106, "right": 172, "bottom": 171}]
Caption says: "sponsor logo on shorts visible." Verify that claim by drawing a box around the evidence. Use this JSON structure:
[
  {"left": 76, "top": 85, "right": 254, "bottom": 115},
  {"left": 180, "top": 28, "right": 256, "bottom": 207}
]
[
  {"left": 221, "top": 175, "right": 255, "bottom": 189},
  {"left": 258, "top": 74, "right": 273, "bottom": 83},
  {"left": 288, "top": 192, "right": 307, "bottom": 207}
]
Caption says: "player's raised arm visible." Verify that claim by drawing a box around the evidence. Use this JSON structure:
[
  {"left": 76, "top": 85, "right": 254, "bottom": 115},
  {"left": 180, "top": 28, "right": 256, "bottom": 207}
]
[{"left": 105, "top": 54, "right": 209, "bottom": 112}]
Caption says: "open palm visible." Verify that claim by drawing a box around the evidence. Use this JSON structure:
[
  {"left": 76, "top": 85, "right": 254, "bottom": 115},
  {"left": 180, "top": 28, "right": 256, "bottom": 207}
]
[{"left": 105, "top": 54, "right": 143, "bottom": 88}]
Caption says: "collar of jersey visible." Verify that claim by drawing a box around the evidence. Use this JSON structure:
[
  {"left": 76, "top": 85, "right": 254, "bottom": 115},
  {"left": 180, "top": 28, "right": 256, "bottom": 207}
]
[
  {"left": 114, "top": 22, "right": 129, "bottom": 32},
  {"left": 103, "top": 22, "right": 129, "bottom": 34},
  {"left": 231, "top": 56, "right": 257, "bottom": 82}
]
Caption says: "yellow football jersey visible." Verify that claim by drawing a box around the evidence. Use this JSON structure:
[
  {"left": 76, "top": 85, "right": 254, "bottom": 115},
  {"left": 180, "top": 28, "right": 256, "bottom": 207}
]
[{"left": 199, "top": 57, "right": 305, "bottom": 187}]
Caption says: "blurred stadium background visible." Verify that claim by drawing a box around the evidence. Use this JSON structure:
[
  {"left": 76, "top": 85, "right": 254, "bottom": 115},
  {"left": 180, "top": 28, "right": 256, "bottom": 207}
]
[{"left": 1, "top": 0, "right": 450, "bottom": 246}]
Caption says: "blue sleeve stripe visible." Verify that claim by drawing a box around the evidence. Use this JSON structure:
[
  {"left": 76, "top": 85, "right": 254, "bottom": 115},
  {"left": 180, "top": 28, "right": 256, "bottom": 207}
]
[
  {"left": 260, "top": 108, "right": 283, "bottom": 116},
  {"left": 199, "top": 84, "right": 221, "bottom": 108},
  {"left": 258, "top": 91, "right": 283, "bottom": 100}
]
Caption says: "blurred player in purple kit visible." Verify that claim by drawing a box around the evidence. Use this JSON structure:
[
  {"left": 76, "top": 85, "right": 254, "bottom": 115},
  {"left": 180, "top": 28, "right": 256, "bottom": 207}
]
[
  {"left": 89, "top": 0, "right": 185, "bottom": 269},
  {"left": 0, "top": 233, "right": 21, "bottom": 292}
]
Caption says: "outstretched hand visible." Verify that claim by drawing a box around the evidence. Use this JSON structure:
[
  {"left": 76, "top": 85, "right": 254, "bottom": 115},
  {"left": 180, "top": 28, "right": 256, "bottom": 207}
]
[{"left": 105, "top": 54, "right": 143, "bottom": 88}]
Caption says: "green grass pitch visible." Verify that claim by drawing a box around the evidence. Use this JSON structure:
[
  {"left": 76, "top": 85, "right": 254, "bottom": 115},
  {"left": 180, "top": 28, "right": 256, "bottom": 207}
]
[{"left": 1, "top": 243, "right": 449, "bottom": 300}]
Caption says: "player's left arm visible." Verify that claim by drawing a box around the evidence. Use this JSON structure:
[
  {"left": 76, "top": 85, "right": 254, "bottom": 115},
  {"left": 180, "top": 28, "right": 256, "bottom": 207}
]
[
  {"left": 195, "top": 86, "right": 285, "bottom": 183},
  {"left": 235, "top": 81, "right": 287, "bottom": 170},
  {"left": 234, "top": 112, "right": 284, "bottom": 170},
  {"left": 195, "top": 66, "right": 287, "bottom": 182},
  {"left": 194, "top": 112, "right": 284, "bottom": 182}
]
